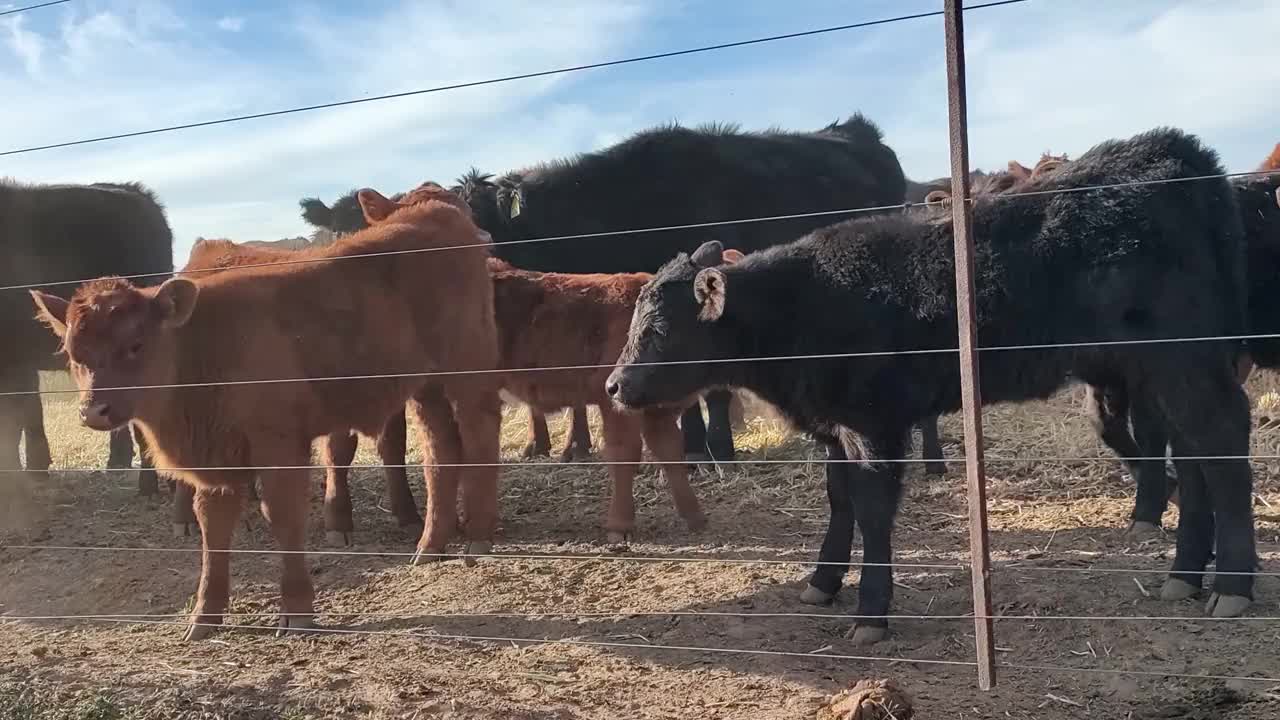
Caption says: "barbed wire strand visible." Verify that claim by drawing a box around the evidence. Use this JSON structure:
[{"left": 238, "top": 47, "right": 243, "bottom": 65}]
[
  {"left": 3, "top": 544, "right": 1276, "bottom": 576},
  {"left": 0, "top": 1, "right": 1027, "bottom": 159},
  {"left": 0, "top": 0, "right": 69, "bottom": 18},
  {"left": 8, "top": 616, "right": 1280, "bottom": 685},
  {"left": 4, "top": 166, "right": 1276, "bottom": 295},
  {"left": 6, "top": 610, "right": 1280, "bottom": 623},
  {"left": 4, "top": 330, "right": 1276, "bottom": 398}
]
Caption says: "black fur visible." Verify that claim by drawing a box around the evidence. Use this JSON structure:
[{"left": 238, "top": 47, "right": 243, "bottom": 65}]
[
  {"left": 1, "top": 180, "right": 174, "bottom": 478},
  {"left": 607, "top": 127, "right": 1255, "bottom": 638}
]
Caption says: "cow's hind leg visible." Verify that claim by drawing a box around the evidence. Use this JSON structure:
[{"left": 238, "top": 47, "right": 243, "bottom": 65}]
[
  {"left": 321, "top": 430, "right": 358, "bottom": 546},
  {"left": 641, "top": 409, "right": 706, "bottom": 533},
  {"left": 1149, "top": 363, "right": 1255, "bottom": 616},
  {"left": 521, "top": 406, "right": 552, "bottom": 459},
  {"left": 258, "top": 465, "right": 316, "bottom": 636},
  {"left": 1085, "top": 384, "right": 1173, "bottom": 538},
  {"left": 918, "top": 416, "right": 945, "bottom": 475},
  {"left": 172, "top": 478, "right": 198, "bottom": 538},
  {"left": 680, "top": 400, "right": 710, "bottom": 464},
  {"left": 801, "top": 442, "right": 856, "bottom": 606},
  {"left": 184, "top": 477, "right": 247, "bottom": 641},
  {"left": 560, "top": 403, "right": 593, "bottom": 462},
  {"left": 377, "top": 409, "right": 421, "bottom": 530},
  {"left": 703, "top": 390, "right": 736, "bottom": 462},
  {"left": 19, "top": 387, "right": 52, "bottom": 473},
  {"left": 844, "top": 433, "right": 906, "bottom": 645}
]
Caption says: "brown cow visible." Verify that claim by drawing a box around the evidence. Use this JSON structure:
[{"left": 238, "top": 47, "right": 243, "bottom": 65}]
[
  {"left": 29, "top": 191, "right": 498, "bottom": 639},
  {"left": 349, "top": 185, "right": 711, "bottom": 542}
]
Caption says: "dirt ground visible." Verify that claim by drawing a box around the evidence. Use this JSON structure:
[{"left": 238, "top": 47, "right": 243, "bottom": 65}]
[{"left": 1, "top": 373, "right": 1279, "bottom": 719}]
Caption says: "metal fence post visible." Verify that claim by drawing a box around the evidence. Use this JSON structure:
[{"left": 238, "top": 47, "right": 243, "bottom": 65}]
[{"left": 943, "top": 0, "right": 997, "bottom": 690}]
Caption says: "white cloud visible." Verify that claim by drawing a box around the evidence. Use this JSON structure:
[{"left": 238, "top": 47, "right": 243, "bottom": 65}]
[
  {"left": 1, "top": 16, "right": 44, "bottom": 75},
  {"left": 216, "top": 16, "right": 244, "bottom": 33}
]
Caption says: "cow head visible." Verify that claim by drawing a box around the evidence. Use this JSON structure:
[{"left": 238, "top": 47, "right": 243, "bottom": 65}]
[
  {"left": 606, "top": 240, "right": 743, "bottom": 410},
  {"left": 355, "top": 184, "right": 474, "bottom": 224},
  {"left": 30, "top": 277, "right": 198, "bottom": 432},
  {"left": 299, "top": 190, "right": 369, "bottom": 235}
]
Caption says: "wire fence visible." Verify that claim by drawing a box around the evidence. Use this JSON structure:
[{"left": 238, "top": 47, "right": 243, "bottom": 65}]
[{"left": 3, "top": 0, "right": 1280, "bottom": 705}]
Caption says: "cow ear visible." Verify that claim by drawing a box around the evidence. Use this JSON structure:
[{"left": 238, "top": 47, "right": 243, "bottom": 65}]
[
  {"left": 30, "top": 290, "right": 70, "bottom": 338},
  {"left": 357, "top": 189, "right": 398, "bottom": 224},
  {"left": 721, "top": 248, "right": 745, "bottom": 265},
  {"left": 691, "top": 240, "right": 724, "bottom": 268},
  {"left": 155, "top": 278, "right": 199, "bottom": 329},
  {"left": 693, "top": 268, "right": 727, "bottom": 322}
]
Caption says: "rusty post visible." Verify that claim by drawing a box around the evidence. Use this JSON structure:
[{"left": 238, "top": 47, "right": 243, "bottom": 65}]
[{"left": 943, "top": 0, "right": 996, "bottom": 690}]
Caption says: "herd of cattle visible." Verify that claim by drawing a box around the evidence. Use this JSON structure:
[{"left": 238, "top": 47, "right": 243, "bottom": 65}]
[{"left": 1, "top": 112, "right": 1278, "bottom": 646}]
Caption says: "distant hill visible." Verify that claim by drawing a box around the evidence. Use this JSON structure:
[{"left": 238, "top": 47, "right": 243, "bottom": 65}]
[{"left": 241, "top": 228, "right": 338, "bottom": 250}]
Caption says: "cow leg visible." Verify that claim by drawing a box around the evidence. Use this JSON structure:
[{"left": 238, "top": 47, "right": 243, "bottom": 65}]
[
  {"left": 172, "top": 476, "right": 199, "bottom": 538},
  {"left": 728, "top": 391, "right": 747, "bottom": 431},
  {"left": 560, "top": 403, "right": 594, "bottom": 463},
  {"left": 455, "top": 386, "right": 502, "bottom": 564},
  {"left": 801, "top": 442, "right": 856, "bottom": 606},
  {"left": 1129, "top": 393, "right": 1177, "bottom": 535},
  {"left": 0, "top": 396, "right": 20, "bottom": 474},
  {"left": 106, "top": 425, "right": 134, "bottom": 471},
  {"left": 703, "top": 390, "right": 736, "bottom": 462},
  {"left": 844, "top": 434, "right": 907, "bottom": 645},
  {"left": 680, "top": 400, "right": 710, "bottom": 463},
  {"left": 411, "top": 383, "right": 464, "bottom": 562},
  {"left": 377, "top": 409, "right": 421, "bottom": 530},
  {"left": 1148, "top": 363, "right": 1254, "bottom": 616},
  {"left": 918, "top": 416, "right": 945, "bottom": 475},
  {"left": 521, "top": 406, "right": 552, "bottom": 459},
  {"left": 19, "top": 387, "right": 52, "bottom": 473},
  {"left": 184, "top": 479, "right": 246, "bottom": 641},
  {"left": 258, "top": 466, "right": 316, "bottom": 636},
  {"left": 321, "top": 430, "right": 358, "bottom": 546},
  {"left": 1085, "top": 383, "right": 1174, "bottom": 538},
  {"left": 600, "top": 403, "right": 644, "bottom": 544},
  {"left": 130, "top": 424, "right": 159, "bottom": 496},
  {"left": 641, "top": 409, "right": 706, "bottom": 533}
]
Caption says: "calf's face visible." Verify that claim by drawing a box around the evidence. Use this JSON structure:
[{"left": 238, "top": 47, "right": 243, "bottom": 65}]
[
  {"left": 30, "top": 278, "right": 199, "bottom": 432},
  {"left": 606, "top": 240, "right": 736, "bottom": 410}
]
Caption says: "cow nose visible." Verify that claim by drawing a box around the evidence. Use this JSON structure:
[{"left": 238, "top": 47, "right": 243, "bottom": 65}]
[
  {"left": 80, "top": 402, "right": 113, "bottom": 429},
  {"left": 605, "top": 380, "right": 621, "bottom": 398}
]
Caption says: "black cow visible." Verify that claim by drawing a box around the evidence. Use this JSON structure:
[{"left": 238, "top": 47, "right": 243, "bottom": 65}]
[
  {"left": 1, "top": 181, "right": 171, "bottom": 491},
  {"left": 1091, "top": 146, "right": 1280, "bottom": 536},
  {"left": 302, "top": 114, "right": 934, "bottom": 468},
  {"left": 606, "top": 127, "right": 1256, "bottom": 644}
]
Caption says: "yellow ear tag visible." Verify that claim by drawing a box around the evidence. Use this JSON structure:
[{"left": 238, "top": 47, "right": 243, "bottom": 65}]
[{"left": 508, "top": 192, "right": 522, "bottom": 219}]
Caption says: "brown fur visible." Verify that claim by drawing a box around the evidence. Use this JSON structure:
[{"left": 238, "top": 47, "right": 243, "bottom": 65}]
[
  {"left": 31, "top": 194, "right": 498, "bottom": 639},
  {"left": 1259, "top": 143, "right": 1280, "bottom": 172}
]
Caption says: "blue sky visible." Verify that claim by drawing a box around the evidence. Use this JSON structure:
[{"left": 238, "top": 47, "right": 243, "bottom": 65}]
[{"left": 3, "top": 0, "right": 1279, "bottom": 266}]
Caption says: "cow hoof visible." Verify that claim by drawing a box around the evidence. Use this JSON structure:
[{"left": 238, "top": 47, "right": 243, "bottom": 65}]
[
  {"left": 325, "top": 530, "right": 353, "bottom": 547},
  {"left": 1126, "top": 521, "right": 1163, "bottom": 541},
  {"left": 182, "top": 620, "right": 219, "bottom": 642},
  {"left": 520, "top": 442, "right": 550, "bottom": 460},
  {"left": 847, "top": 625, "right": 888, "bottom": 646},
  {"left": 1206, "top": 593, "right": 1250, "bottom": 618},
  {"left": 412, "top": 546, "right": 446, "bottom": 565},
  {"left": 1160, "top": 578, "right": 1200, "bottom": 601},
  {"left": 605, "top": 530, "right": 632, "bottom": 546},
  {"left": 559, "top": 447, "right": 591, "bottom": 463},
  {"left": 462, "top": 541, "right": 492, "bottom": 567},
  {"left": 172, "top": 522, "right": 198, "bottom": 538},
  {"left": 799, "top": 584, "right": 835, "bottom": 605},
  {"left": 276, "top": 615, "right": 316, "bottom": 637}
]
